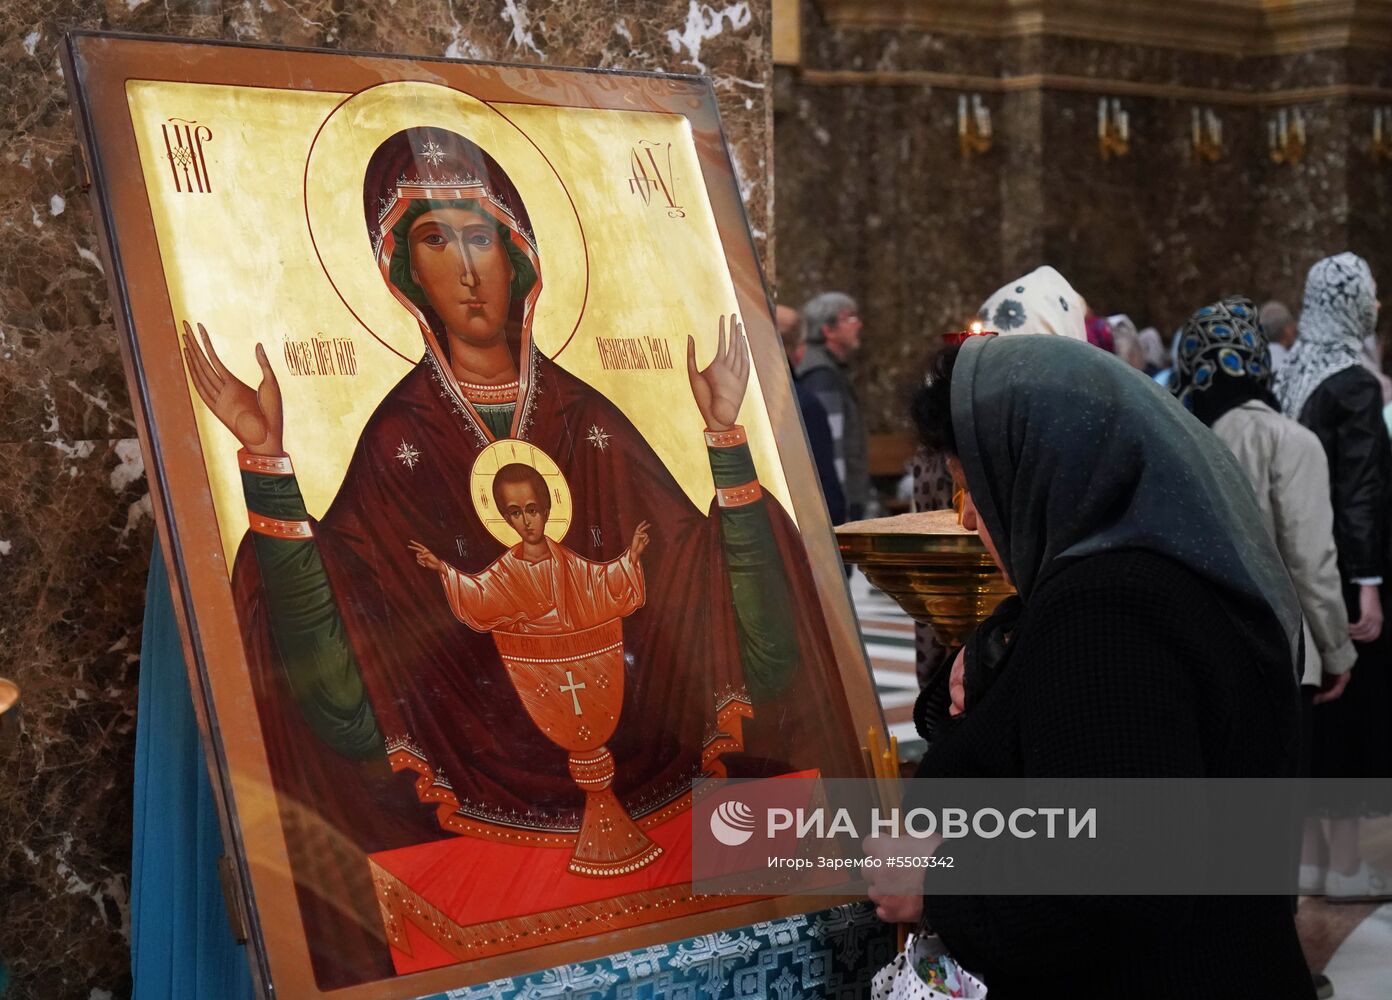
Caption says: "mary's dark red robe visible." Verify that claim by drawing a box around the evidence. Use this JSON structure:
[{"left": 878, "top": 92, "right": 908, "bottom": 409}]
[{"left": 231, "top": 349, "right": 859, "bottom": 986}]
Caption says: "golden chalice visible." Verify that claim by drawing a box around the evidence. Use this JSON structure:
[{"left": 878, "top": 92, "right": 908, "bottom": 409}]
[
  {"left": 836, "top": 509, "right": 1013, "bottom": 648},
  {"left": 436, "top": 441, "right": 661, "bottom": 879},
  {"left": 491, "top": 621, "right": 662, "bottom": 877}
]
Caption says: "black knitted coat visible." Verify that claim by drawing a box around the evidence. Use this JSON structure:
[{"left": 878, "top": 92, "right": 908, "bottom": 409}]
[{"left": 915, "top": 550, "right": 1313, "bottom": 1000}]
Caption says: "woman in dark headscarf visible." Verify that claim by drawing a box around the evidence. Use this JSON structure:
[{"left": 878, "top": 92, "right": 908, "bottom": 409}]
[
  {"left": 1274, "top": 253, "right": 1392, "bottom": 900},
  {"left": 876, "top": 334, "right": 1310, "bottom": 997}
]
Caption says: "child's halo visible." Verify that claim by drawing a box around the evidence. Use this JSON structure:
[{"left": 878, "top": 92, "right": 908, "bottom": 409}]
[{"left": 470, "top": 439, "right": 573, "bottom": 546}]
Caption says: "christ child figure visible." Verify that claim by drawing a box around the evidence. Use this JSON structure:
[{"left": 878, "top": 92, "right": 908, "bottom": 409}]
[
  {"left": 410, "top": 461, "right": 661, "bottom": 875},
  {"left": 409, "top": 463, "right": 651, "bottom": 636}
]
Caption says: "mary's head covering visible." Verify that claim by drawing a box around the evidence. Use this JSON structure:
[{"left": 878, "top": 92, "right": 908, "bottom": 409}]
[
  {"left": 951, "top": 334, "right": 1303, "bottom": 684},
  {"left": 1171, "top": 296, "right": 1277, "bottom": 426},
  {"left": 362, "top": 126, "right": 542, "bottom": 351},
  {"left": 978, "top": 266, "right": 1088, "bottom": 341},
  {"left": 1274, "top": 252, "right": 1378, "bottom": 419}
]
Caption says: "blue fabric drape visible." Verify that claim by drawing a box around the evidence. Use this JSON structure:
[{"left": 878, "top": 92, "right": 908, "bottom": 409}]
[{"left": 131, "top": 545, "right": 253, "bottom": 1000}]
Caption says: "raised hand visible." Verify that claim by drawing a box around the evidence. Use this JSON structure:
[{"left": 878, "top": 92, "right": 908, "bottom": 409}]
[
  {"left": 627, "top": 520, "right": 651, "bottom": 562},
  {"left": 182, "top": 321, "right": 284, "bottom": 456},
  {"left": 686, "top": 313, "right": 750, "bottom": 432},
  {"left": 407, "top": 540, "right": 443, "bottom": 573}
]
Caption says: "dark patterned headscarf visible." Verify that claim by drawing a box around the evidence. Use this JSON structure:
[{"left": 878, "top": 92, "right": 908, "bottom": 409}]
[
  {"left": 1171, "top": 296, "right": 1277, "bottom": 427},
  {"left": 1274, "top": 252, "right": 1378, "bottom": 420}
]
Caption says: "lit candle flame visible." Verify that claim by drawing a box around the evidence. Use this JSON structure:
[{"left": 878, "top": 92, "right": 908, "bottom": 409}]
[{"left": 969, "top": 320, "right": 983, "bottom": 335}]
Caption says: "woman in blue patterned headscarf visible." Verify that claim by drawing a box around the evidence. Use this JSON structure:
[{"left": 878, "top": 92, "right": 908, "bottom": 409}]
[
  {"left": 1172, "top": 295, "right": 1279, "bottom": 426},
  {"left": 1175, "top": 296, "right": 1362, "bottom": 914}
]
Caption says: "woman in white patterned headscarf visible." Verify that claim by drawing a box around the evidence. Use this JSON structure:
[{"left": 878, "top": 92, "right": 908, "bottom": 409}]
[
  {"left": 977, "top": 266, "right": 1089, "bottom": 343},
  {"left": 1276, "top": 252, "right": 1381, "bottom": 418},
  {"left": 909, "top": 266, "right": 1087, "bottom": 688},
  {"left": 1276, "top": 252, "right": 1392, "bottom": 900}
]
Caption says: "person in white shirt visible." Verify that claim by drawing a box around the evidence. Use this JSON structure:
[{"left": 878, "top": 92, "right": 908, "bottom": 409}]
[{"left": 1260, "top": 299, "right": 1298, "bottom": 372}]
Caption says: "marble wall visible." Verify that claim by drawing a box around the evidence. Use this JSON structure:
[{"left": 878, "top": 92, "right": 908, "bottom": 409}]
[
  {"left": 0, "top": 3, "right": 773, "bottom": 998},
  {"left": 772, "top": 69, "right": 1003, "bottom": 411},
  {"left": 774, "top": 1, "right": 1392, "bottom": 431}
]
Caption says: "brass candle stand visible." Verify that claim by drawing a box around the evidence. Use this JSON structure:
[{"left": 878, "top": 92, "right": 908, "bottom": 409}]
[
  {"left": 957, "top": 94, "right": 992, "bottom": 159},
  {"left": 1191, "top": 107, "right": 1223, "bottom": 164},
  {"left": 1373, "top": 108, "right": 1392, "bottom": 163},
  {"left": 836, "top": 510, "right": 1013, "bottom": 649},
  {"left": 1097, "top": 98, "right": 1130, "bottom": 161},
  {"left": 1268, "top": 108, "right": 1306, "bottom": 165}
]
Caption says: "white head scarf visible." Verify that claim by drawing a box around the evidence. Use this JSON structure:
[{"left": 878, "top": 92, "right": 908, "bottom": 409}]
[
  {"left": 978, "top": 265, "right": 1088, "bottom": 341},
  {"left": 1138, "top": 327, "right": 1167, "bottom": 370},
  {"left": 1275, "top": 252, "right": 1378, "bottom": 419},
  {"left": 1107, "top": 313, "right": 1139, "bottom": 341},
  {"left": 1108, "top": 313, "right": 1144, "bottom": 367}
]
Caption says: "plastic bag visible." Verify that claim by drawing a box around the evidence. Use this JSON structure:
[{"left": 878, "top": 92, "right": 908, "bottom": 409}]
[{"left": 871, "top": 932, "right": 988, "bottom": 999}]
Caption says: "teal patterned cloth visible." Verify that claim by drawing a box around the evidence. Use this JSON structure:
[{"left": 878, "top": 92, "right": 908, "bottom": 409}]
[
  {"left": 431, "top": 903, "right": 893, "bottom": 1000},
  {"left": 133, "top": 549, "right": 893, "bottom": 999}
]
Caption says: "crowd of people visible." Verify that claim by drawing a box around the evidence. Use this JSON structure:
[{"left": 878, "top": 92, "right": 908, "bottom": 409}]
[{"left": 780, "top": 252, "right": 1390, "bottom": 998}]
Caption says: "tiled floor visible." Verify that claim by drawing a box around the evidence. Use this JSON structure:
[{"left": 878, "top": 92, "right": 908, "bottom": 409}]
[
  {"left": 1300, "top": 822, "right": 1392, "bottom": 996},
  {"left": 849, "top": 571, "right": 926, "bottom": 756},
  {"left": 1318, "top": 901, "right": 1392, "bottom": 998},
  {"left": 849, "top": 572, "right": 1392, "bottom": 995}
]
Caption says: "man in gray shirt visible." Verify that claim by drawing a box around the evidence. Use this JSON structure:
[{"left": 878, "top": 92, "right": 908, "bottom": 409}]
[
  {"left": 798, "top": 291, "right": 871, "bottom": 519},
  {"left": 1260, "top": 300, "right": 1298, "bottom": 372}
]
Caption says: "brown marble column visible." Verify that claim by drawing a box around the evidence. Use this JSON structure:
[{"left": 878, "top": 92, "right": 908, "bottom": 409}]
[{"left": 0, "top": 3, "right": 774, "bottom": 997}]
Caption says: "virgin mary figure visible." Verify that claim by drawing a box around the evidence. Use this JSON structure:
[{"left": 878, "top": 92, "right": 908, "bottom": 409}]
[{"left": 183, "top": 126, "right": 856, "bottom": 986}]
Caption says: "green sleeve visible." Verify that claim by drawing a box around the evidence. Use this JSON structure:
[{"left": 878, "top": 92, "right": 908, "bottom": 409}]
[
  {"left": 708, "top": 441, "right": 801, "bottom": 703},
  {"left": 242, "top": 471, "right": 383, "bottom": 759}
]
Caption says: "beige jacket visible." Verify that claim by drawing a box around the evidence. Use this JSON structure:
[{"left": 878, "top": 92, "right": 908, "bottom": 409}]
[{"left": 1212, "top": 401, "right": 1356, "bottom": 685}]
